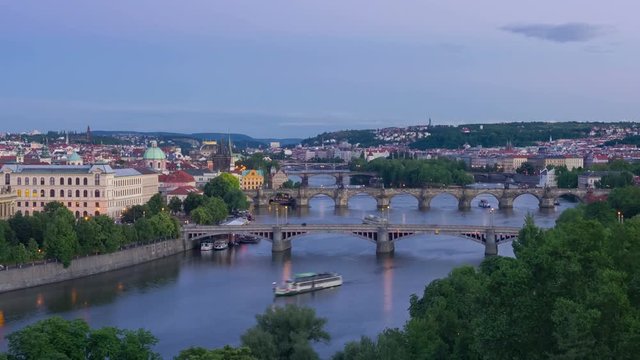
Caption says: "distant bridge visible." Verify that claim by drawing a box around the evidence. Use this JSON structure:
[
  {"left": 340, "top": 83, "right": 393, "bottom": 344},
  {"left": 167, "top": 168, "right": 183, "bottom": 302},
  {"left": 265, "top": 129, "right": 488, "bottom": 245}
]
[
  {"left": 183, "top": 223, "right": 522, "bottom": 256},
  {"left": 284, "top": 170, "right": 377, "bottom": 186},
  {"left": 245, "top": 187, "right": 610, "bottom": 210}
]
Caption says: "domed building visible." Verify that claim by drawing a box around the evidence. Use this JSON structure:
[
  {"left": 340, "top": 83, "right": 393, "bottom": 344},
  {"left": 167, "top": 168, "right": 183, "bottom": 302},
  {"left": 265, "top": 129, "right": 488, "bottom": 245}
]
[
  {"left": 143, "top": 140, "right": 166, "bottom": 172},
  {"left": 67, "top": 151, "right": 83, "bottom": 166}
]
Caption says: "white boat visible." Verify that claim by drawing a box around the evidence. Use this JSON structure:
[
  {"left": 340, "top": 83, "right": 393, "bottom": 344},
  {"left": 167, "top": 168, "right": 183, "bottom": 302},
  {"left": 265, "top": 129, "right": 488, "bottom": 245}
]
[
  {"left": 200, "top": 241, "right": 213, "bottom": 251},
  {"left": 273, "top": 272, "right": 343, "bottom": 296},
  {"left": 213, "top": 240, "right": 229, "bottom": 251},
  {"left": 363, "top": 214, "right": 388, "bottom": 225},
  {"left": 478, "top": 199, "right": 491, "bottom": 208}
]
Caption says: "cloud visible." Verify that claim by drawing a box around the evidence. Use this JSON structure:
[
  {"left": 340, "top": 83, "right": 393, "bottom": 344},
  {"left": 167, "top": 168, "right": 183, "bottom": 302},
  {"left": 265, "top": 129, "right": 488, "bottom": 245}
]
[{"left": 501, "top": 23, "right": 608, "bottom": 43}]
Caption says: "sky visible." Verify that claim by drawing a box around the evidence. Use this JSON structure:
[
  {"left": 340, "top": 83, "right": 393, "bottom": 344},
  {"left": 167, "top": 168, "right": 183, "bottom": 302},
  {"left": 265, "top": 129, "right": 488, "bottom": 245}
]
[{"left": 0, "top": 1, "right": 638, "bottom": 138}]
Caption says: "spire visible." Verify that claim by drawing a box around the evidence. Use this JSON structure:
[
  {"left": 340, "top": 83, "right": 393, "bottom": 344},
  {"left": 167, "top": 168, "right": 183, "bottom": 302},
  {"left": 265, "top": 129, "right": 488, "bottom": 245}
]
[{"left": 65, "top": 131, "right": 69, "bottom": 145}]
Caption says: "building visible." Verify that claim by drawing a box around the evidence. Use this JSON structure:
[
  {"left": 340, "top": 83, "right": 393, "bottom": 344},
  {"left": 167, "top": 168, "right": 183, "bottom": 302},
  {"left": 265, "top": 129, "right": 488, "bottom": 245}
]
[
  {"left": 143, "top": 140, "right": 166, "bottom": 172},
  {"left": 158, "top": 170, "right": 196, "bottom": 193},
  {"left": 211, "top": 138, "right": 234, "bottom": 172},
  {"left": 539, "top": 168, "right": 557, "bottom": 188},
  {"left": 0, "top": 184, "right": 16, "bottom": 220},
  {"left": 166, "top": 185, "right": 202, "bottom": 203},
  {"left": 1, "top": 164, "right": 159, "bottom": 219},
  {"left": 184, "top": 169, "right": 222, "bottom": 188},
  {"left": 240, "top": 169, "right": 264, "bottom": 190},
  {"left": 270, "top": 169, "right": 289, "bottom": 189},
  {"left": 66, "top": 151, "right": 83, "bottom": 166},
  {"left": 578, "top": 171, "right": 605, "bottom": 189}
]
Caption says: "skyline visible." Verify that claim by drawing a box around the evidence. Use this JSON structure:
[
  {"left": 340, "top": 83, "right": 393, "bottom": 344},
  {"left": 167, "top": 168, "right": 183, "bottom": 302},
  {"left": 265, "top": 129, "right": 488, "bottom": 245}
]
[{"left": 1, "top": 1, "right": 638, "bottom": 137}]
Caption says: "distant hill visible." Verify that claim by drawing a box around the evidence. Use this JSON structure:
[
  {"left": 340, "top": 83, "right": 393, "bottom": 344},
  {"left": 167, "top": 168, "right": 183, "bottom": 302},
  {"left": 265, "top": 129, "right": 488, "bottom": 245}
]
[{"left": 92, "top": 131, "right": 302, "bottom": 149}]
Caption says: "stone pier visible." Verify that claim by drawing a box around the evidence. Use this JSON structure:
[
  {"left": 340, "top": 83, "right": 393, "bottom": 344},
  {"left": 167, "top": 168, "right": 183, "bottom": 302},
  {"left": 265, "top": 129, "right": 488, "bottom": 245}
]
[
  {"left": 271, "top": 226, "right": 292, "bottom": 252},
  {"left": 376, "top": 227, "right": 394, "bottom": 254},
  {"left": 484, "top": 228, "right": 497, "bottom": 256}
]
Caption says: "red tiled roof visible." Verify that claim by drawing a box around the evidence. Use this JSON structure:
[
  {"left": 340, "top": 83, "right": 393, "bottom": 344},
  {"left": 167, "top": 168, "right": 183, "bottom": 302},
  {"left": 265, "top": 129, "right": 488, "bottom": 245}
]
[
  {"left": 168, "top": 186, "right": 202, "bottom": 196},
  {"left": 159, "top": 170, "right": 195, "bottom": 183}
]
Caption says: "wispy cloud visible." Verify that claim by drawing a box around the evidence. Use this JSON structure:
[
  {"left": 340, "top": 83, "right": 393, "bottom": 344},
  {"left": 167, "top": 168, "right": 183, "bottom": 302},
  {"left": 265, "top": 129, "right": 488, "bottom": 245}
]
[{"left": 501, "top": 23, "right": 609, "bottom": 43}]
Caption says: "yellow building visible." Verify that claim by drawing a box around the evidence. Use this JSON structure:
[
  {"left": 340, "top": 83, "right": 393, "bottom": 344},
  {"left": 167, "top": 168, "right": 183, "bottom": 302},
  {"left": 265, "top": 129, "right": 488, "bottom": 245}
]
[
  {"left": 0, "top": 184, "right": 16, "bottom": 220},
  {"left": 240, "top": 170, "right": 264, "bottom": 190},
  {"left": 1, "top": 164, "right": 159, "bottom": 219}
]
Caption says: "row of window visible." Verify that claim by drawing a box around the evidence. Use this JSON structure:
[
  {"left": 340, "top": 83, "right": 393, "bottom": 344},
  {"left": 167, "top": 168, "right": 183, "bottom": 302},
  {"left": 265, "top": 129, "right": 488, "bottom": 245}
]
[
  {"left": 18, "top": 201, "right": 100, "bottom": 209},
  {"left": 21, "top": 209, "right": 100, "bottom": 217},
  {"left": 10, "top": 174, "right": 101, "bottom": 186},
  {"left": 114, "top": 188, "right": 141, "bottom": 197},
  {"left": 115, "top": 178, "right": 142, "bottom": 187},
  {"left": 17, "top": 189, "right": 101, "bottom": 198}
]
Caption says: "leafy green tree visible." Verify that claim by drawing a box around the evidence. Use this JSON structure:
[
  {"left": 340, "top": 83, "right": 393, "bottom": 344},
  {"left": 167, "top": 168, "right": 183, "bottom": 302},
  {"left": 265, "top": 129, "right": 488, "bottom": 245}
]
[
  {"left": 281, "top": 180, "right": 301, "bottom": 189},
  {"left": 516, "top": 161, "right": 536, "bottom": 175},
  {"left": 205, "top": 173, "right": 240, "bottom": 198},
  {"left": 44, "top": 207, "right": 79, "bottom": 267},
  {"left": 134, "top": 218, "right": 156, "bottom": 242},
  {"left": 223, "top": 189, "right": 248, "bottom": 211},
  {"left": 6, "top": 317, "right": 90, "bottom": 360},
  {"left": 147, "top": 193, "right": 166, "bottom": 215},
  {"left": 175, "top": 346, "right": 255, "bottom": 360},
  {"left": 10, "top": 243, "right": 30, "bottom": 264},
  {"left": 183, "top": 193, "right": 205, "bottom": 215},
  {"left": 204, "top": 197, "right": 229, "bottom": 223},
  {"left": 8, "top": 211, "right": 31, "bottom": 245},
  {"left": 241, "top": 305, "right": 330, "bottom": 360},
  {"left": 76, "top": 217, "right": 102, "bottom": 254},
  {"left": 608, "top": 186, "right": 640, "bottom": 218},
  {"left": 168, "top": 197, "right": 183, "bottom": 214},
  {"left": 121, "top": 205, "right": 150, "bottom": 224},
  {"left": 191, "top": 207, "right": 214, "bottom": 225}
]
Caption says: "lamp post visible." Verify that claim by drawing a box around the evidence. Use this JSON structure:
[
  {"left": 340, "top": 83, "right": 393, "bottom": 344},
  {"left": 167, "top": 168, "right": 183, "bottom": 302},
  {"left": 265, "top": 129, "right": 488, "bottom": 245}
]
[
  {"left": 283, "top": 205, "right": 288, "bottom": 224},
  {"left": 489, "top": 208, "right": 495, "bottom": 228},
  {"left": 618, "top": 211, "right": 624, "bottom": 224}
]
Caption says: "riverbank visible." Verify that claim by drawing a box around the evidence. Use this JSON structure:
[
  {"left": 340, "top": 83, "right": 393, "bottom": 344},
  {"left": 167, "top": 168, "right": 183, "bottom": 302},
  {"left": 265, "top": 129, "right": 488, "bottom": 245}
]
[{"left": 0, "top": 237, "right": 193, "bottom": 294}]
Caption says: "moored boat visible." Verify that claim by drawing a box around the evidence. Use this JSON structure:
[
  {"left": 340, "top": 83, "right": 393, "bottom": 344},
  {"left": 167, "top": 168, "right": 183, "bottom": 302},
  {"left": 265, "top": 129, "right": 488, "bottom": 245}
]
[
  {"left": 213, "top": 239, "right": 229, "bottom": 251},
  {"left": 200, "top": 241, "right": 213, "bottom": 251},
  {"left": 478, "top": 199, "right": 491, "bottom": 208},
  {"left": 273, "top": 272, "right": 343, "bottom": 296}
]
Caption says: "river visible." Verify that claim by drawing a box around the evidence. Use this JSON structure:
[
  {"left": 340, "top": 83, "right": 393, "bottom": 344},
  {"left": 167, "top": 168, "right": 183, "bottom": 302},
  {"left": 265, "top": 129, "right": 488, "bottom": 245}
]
[{"left": 0, "top": 178, "right": 575, "bottom": 358}]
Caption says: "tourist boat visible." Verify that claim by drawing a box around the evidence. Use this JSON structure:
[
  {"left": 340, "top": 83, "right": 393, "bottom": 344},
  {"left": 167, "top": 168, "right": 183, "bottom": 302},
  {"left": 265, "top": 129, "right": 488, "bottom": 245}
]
[
  {"left": 273, "top": 272, "right": 343, "bottom": 296},
  {"left": 200, "top": 241, "right": 213, "bottom": 251},
  {"left": 554, "top": 200, "right": 560, "bottom": 206},
  {"left": 269, "top": 193, "right": 296, "bottom": 206},
  {"left": 213, "top": 239, "right": 229, "bottom": 251},
  {"left": 237, "top": 234, "right": 260, "bottom": 244},
  {"left": 478, "top": 199, "right": 491, "bottom": 208},
  {"left": 362, "top": 214, "right": 388, "bottom": 225}
]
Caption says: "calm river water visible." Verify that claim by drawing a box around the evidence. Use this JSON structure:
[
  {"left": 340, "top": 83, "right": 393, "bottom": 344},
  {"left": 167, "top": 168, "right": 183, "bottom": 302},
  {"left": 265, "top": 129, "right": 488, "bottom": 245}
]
[{"left": 0, "top": 178, "right": 575, "bottom": 358}]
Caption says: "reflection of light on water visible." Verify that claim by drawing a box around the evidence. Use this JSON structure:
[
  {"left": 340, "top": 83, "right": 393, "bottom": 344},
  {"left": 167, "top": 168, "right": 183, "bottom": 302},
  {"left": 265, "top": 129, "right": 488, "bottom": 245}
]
[
  {"left": 71, "top": 288, "right": 78, "bottom": 305},
  {"left": 282, "top": 258, "right": 292, "bottom": 282},
  {"left": 116, "top": 282, "right": 124, "bottom": 292},
  {"left": 36, "top": 293, "right": 44, "bottom": 307},
  {"left": 383, "top": 256, "right": 393, "bottom": 316}
]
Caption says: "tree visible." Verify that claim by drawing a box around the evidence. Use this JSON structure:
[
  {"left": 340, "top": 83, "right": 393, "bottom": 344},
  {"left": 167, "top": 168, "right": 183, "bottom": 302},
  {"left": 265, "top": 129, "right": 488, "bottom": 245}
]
[
  {"left": 223, "top": 189, "right": 248, "bottom": 211},
  {"left": 168, "top": 197, "right": 183, "bottom": 214},
  {"left": 191, "top": 207, "right": 214, "bottom": 225},
  {"left": 44, "top": 207, "right": 79, "bottom": 267},
  {"left": 121, "top": 205, "right": 150, "bottom": 224},
  {"left": 608, "top": 186, "right": 640, "bottom": 218},
  {"left": 147, "top": 193, "right": 166, "bottom": 216},
  {"left": 205, "top": 173, "right": 241, "bottom": 198},
  {"left": 175, "top": 346, "right": 255, "bottom": 360},
  {"left": 516, "top": 161, "right": 536, "bottom": 175},
  {"left": 183, "top": 193, "right": 205, "bottom": 215},
  {"left": 241, "top": 305, "right": 330, "bottom": 360}
]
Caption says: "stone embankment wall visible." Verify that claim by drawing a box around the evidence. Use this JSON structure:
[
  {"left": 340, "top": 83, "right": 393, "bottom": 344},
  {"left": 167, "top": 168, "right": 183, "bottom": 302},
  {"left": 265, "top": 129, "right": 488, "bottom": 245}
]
[{"left": 0, "top": 237, "right": 193, "bottom": 293}]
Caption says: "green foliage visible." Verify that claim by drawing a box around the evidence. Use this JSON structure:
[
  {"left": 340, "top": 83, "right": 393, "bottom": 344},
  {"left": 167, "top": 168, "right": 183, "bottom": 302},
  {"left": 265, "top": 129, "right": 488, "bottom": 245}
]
[
  {"left": 44, "top": 207, "right": 79, "bottom": 267},
  {"left": 555, "top": 166, "right": 583, "bottom": 189},
  {"left": 146, "top": 194, "right": 166, "bottom": 216},
  {"left": 222, "top": 189, "right": 248, "bottom": 211},
  {"left": 241, "top": 305, "right": 330, "bottom": 360},
  {"left": 175, "top": 346, "right": 255, "bottom": 360},
  {"left": 5, "top": 316, "right": 159, "bottom": 360},
  {"left": 596, "top": 171, "right": 634, "bottom": 189},
  {"left": 168, "top": 197, "right": 183, "bottom": 214},
  {"left": 608, "top": 186, "right": 640, "bottom": 218},
  {"left": 280, "top": 180, "right": 301, "bottom": 189},
  {"left": 183, "top": 193, "right": 205, "bottom": 215},
  {"left": 205, "top": 174, "right": 240, "bottom": 198},
  {"left": 302, "top": 130, "right": 380, "bottom": 147},
  {"left": 236, "top": 153, "right": 278, "bottom": 174},
  {"left": 191, "top": 197, "right": 229, "bottom": 225},
  {"left": 516, "top": 161, "right": 536, "bottom": 175},
  {"left": 121, "top": 204, "right": 150, "bottom": 224},
  {"left": 359, "top": 158, "right": 473, "bottom": 187}
]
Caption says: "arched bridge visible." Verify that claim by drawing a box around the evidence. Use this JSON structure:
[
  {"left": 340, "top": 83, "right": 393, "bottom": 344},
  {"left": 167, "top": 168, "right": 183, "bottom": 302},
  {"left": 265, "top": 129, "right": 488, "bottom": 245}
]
[
  {"left": 285, "top": 170, "right": 377, "bottom": 187},
  {"left": 183, "top": 223, "right": 521, "bottom": 256},
  {"left": 246, "top": 187, "right": 609, "bottom": 210}
]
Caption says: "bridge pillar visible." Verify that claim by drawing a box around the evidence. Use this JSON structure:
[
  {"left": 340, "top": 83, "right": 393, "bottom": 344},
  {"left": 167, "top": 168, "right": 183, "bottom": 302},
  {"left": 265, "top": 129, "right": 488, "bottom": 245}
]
[
  {"left": 256, "top": 189, "right": 270, "bottom": 207},
  {"left": 376, "top": 196, "right": 390, "bottom": 209},
  {"left": 376, "top": 227, "right": 394, "bottom": 254},
  {"left": 335, "top": 188, "right": 348, "bottom": 208},
  {"left": 336, "top": 173, "right": 344, "bottom": 187},
  {"left": 539, "top": 197, "right": 555, "bottom": 209},
  {"left": 418, "top": 196, "right": 432, "bottom": 210},
  {"left": 498, "top": 197, "right": 513, "bottom": 209},
  {"left": 484, "top": 228, "right": 497, "bottom": 256},
  {"left": 296, "top": 189, "right": 309, "bottom": 208},
  {"left": 458, "top": 197, "right": 471, "bottom": 210},
  {"left": 271, "top": 226, "right": 292, "bottom": 252},
  {"left": 301, "top": 175, "right": 309, "bottom": 188}
]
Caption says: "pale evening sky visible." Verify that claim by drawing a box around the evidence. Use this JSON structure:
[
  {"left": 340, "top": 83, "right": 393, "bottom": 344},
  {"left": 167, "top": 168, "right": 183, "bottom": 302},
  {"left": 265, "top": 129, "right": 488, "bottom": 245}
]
[{"left": 0, "top": 1, "right": 637, "bottom": 138}]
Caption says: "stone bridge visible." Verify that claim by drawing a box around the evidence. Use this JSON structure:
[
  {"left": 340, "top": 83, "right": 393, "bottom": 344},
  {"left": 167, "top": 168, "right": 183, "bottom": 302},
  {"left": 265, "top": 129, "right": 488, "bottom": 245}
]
[
  {"left": 245, "top": 187, "right": 609, "bottom": 210},
  {"left": 285, "top": 170, "right": 377, "bottom": 187},
  {"left": 183, "top": 223, "right": 521, "bottom": 256}
]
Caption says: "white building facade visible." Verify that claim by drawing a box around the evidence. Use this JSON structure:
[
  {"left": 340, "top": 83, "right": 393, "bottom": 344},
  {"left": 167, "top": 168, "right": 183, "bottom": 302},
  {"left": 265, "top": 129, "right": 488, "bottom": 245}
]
[{"left": 1, "top": 164, "right": 159, "bottom": 219}]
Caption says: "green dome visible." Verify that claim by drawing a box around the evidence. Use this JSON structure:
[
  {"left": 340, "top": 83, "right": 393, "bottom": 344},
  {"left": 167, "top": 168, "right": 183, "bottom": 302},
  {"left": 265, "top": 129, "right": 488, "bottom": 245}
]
[
  {"left": 143, "top": 141, "right": 165, "bottom": 160},
  {"left": 68, "top": 151, "right": 82, "bottom": 162}
]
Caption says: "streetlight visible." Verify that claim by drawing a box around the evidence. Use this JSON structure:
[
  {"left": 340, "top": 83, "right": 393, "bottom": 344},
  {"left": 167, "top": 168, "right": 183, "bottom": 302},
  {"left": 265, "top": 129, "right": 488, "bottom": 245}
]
[
  {"left": 489, "top": 208, "right": 495, "bottom": 228},
  {"left": 618, "top": 211, "right": 624, "bottom": 224},
  {"left": 283, "top": 205, "right": 288, "bottom": 224}
]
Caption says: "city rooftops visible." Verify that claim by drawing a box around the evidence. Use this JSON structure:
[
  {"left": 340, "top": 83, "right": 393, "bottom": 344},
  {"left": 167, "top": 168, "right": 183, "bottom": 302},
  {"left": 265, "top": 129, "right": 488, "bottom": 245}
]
[{"left": 1, "top": 164, "right": 149, "bottom": 177}]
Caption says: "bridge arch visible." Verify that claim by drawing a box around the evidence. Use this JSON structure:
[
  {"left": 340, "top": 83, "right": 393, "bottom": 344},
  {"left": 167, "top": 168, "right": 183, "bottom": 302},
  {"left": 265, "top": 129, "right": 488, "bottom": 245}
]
[
  {"left": 467, "top": 191, "right": 501, "bottom": 207},
  {"left": 554, "top": 191, "right": 583, "bottom": 203},
  {"left": 428, "top": 192, "right": 461, "bottom": 207}
]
